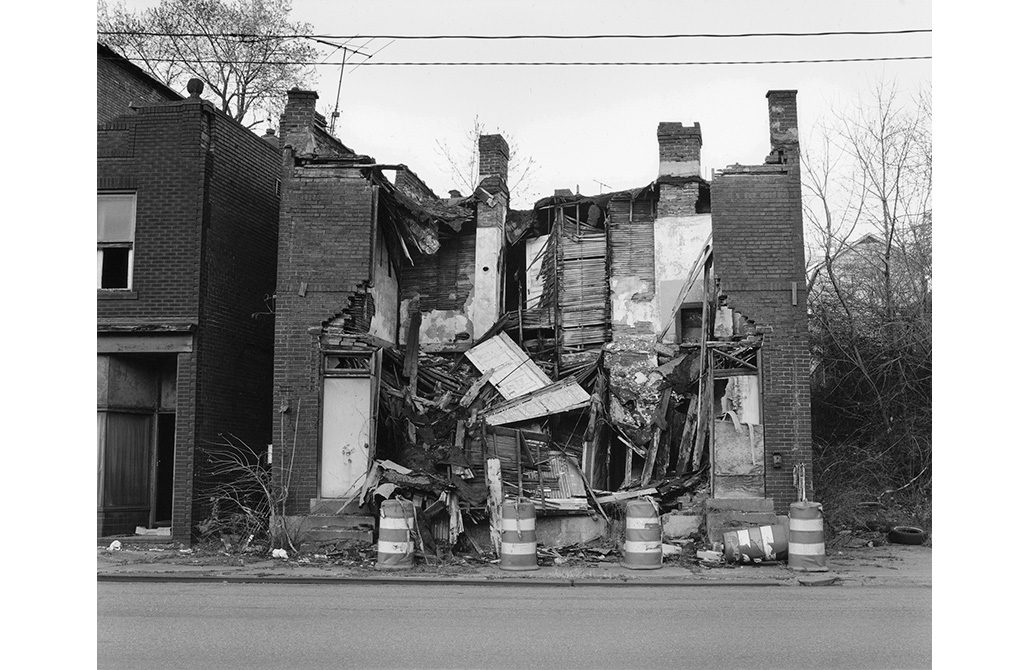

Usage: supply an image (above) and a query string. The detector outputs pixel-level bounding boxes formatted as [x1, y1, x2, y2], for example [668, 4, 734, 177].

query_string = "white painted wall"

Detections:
[472, 226, 504, 338]
[653, 213, 712, 342]
[524, 234, 549, 309]
[369, 232, 399, 344]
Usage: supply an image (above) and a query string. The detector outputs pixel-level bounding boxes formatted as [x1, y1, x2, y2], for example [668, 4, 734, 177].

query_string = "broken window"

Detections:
[97, 193, 136, 289]
[678, 304, 703, 343]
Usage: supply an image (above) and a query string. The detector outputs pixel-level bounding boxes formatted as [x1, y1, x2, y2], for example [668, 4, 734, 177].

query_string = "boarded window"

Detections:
[101, 412, 152, 508]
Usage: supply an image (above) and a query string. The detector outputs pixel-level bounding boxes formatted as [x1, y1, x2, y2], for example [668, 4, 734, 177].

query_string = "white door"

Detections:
[320, 377, 372, 498]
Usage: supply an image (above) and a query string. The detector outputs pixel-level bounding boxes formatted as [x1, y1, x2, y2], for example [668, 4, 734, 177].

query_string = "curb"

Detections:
[97, 572, 787, 588]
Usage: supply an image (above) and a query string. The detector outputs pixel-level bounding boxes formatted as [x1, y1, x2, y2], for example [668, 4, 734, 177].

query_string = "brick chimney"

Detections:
[478, 134, 509, 192]
[766, 90, 799, 165]
[657, 122, 702, 178]
[472, 133, 510, 338]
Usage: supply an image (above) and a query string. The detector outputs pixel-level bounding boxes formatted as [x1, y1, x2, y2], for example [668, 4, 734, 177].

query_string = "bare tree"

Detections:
[98, 0, 318, 129]
[435, 116, 539, 205]
[803, 81, 932, 507]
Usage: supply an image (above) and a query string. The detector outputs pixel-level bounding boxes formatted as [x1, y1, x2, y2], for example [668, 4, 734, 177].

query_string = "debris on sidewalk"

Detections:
[271, 548, 288, 560]
[106, 540, 121, 552]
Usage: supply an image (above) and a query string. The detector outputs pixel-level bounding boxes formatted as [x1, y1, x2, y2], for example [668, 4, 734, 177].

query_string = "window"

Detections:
[678, 304, 704, 343]
[98, 193, 136, 289]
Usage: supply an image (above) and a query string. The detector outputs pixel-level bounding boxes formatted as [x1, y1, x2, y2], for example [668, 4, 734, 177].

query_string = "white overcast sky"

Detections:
[112, 0, 931, 208]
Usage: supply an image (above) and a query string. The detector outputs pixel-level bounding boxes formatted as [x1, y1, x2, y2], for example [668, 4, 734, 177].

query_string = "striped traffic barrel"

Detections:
[621, 499, 663, 570]
[375, 499, 415, 570]
[500, 499, 538, 571]
[788, 501, 828, 571]
[722, 524, 788, 563]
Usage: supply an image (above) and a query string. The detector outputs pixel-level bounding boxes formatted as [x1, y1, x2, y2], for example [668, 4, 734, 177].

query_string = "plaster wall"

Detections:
[654, 213, 712, 342]
[524, 234, 548, 308]
[368, 232, 398, 344]
[472, 226, 504, 338]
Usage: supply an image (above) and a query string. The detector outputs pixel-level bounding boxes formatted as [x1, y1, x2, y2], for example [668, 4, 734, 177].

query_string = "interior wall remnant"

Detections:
[472, 225, 504, 338]
[524, 234, 549, 308]
[368, 232, 399, 344]
[654, 214, 712, 342]
[610, 275, 659, 332]
[398, 295, 474, 346]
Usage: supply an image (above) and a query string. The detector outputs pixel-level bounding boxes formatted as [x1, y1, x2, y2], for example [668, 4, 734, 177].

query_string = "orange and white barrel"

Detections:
[788, 501, 827, 572]
[723, 524, 788, 563]
[376, 499, 415, 570]
[500, 499, 538, 571]
[621, 499, 663, 570]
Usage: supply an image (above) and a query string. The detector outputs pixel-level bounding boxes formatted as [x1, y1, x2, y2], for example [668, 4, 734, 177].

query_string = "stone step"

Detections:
[302, 515, 375, 531]
[661, 512, 702, 540]
[310, 498, 364, 515]
[301, 527, 374, 544]
[704, 497, 774, 513]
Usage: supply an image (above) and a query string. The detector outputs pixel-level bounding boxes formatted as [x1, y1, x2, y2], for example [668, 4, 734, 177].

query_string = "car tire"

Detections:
[888, 525, 927, 545]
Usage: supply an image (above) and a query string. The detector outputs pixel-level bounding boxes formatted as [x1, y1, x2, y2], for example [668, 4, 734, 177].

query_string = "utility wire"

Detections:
[97, 28, 932, 40]
[100, 55, 931, 67]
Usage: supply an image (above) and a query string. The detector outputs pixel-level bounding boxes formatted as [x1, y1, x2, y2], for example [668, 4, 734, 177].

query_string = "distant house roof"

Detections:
[97, 43, 182, 102]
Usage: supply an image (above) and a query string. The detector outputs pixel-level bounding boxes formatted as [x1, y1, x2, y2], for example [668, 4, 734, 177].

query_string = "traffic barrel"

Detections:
[788, 501, 828, 571]
[376, 499, 415, 570]
[500, 499, 538, 571]
[621, 499, 663, 570]
[723, 524, 788, 563]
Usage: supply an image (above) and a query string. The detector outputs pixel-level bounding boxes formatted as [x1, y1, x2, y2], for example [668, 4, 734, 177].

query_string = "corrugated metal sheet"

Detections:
[465, 332, 553, 400]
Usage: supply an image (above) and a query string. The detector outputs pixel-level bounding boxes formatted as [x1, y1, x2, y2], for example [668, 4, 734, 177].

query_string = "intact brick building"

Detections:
[96, 44, 281, 541]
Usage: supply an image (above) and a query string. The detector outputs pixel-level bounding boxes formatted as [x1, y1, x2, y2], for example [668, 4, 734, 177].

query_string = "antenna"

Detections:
[593, 179, 611, 194]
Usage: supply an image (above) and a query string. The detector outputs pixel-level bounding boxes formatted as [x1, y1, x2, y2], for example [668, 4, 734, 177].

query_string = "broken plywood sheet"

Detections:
[484, 377, 591, 426]
[465, 331, 552, 400]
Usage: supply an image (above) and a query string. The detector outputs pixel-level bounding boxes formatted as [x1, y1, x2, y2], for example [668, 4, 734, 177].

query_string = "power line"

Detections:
[100, 55, 931, 67]
[97, 28, 931, 40]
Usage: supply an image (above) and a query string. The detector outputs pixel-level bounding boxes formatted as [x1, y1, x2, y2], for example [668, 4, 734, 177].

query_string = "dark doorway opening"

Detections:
[154, 412, 175, 525]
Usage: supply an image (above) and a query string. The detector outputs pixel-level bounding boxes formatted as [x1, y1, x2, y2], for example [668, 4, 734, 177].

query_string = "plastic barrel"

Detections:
[500, 499, 538, 571]
[376, 499, 415, 570]
[788, 501, 828, 572]
[723, 524, 788, 563]
[621, 500, 663, 570]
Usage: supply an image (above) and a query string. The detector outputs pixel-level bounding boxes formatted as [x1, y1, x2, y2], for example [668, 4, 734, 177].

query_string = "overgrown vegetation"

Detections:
[195, 432, 299, 552]
[98, 0, 317, 129]
[802, 82, 931, 527]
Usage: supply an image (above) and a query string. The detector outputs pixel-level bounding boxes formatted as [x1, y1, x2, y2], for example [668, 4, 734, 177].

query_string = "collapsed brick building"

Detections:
[271, 87, 811, 546]
[96, 44, 280, 542]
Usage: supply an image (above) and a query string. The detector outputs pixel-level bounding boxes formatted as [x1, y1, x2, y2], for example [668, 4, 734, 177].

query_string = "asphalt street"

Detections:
[98, 582, 930, 669]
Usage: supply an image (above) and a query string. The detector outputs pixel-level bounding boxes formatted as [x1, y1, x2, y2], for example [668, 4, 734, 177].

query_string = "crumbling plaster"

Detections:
[654, 213, 712, 342]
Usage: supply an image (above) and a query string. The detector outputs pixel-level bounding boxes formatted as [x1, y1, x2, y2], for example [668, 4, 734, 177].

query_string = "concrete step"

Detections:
[310, 498, 364, 515]
[303, 515, 375, 531]
[704, 497, 774, 513]
[302, 527, 374, 544]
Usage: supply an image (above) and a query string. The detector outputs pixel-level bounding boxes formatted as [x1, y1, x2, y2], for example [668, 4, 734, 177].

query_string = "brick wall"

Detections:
[98, 95, 280, 542]
[193, 110, 281, 528]
[273, 159, 377, 513]
[97, 45, 180, 125]
[710, 164, 812, 513]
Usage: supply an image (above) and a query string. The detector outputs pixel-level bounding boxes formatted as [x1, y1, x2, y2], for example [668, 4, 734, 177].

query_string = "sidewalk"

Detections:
[97, 540, 931, 588]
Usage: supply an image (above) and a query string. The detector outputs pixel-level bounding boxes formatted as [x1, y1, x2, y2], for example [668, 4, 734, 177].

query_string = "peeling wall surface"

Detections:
[610, 275, 659, 332]
[524, 234, 548, 308]
[472, 226, 504, 338]
[654, 213, 712, 341]
[399, 296, 474, 345]
[368, 232, 398, 344]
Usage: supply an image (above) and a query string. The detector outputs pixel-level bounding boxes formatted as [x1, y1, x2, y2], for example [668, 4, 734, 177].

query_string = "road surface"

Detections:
[98, 582, 930, 669]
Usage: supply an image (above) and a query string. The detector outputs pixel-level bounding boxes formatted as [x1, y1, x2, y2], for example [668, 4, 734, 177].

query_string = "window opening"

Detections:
[98, 193, 136, 289]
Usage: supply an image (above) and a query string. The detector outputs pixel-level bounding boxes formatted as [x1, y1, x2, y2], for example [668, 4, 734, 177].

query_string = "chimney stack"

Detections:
[657, 122, 702, 178]
[478, 134, 509, 192]
[766, 90, 799, 165]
